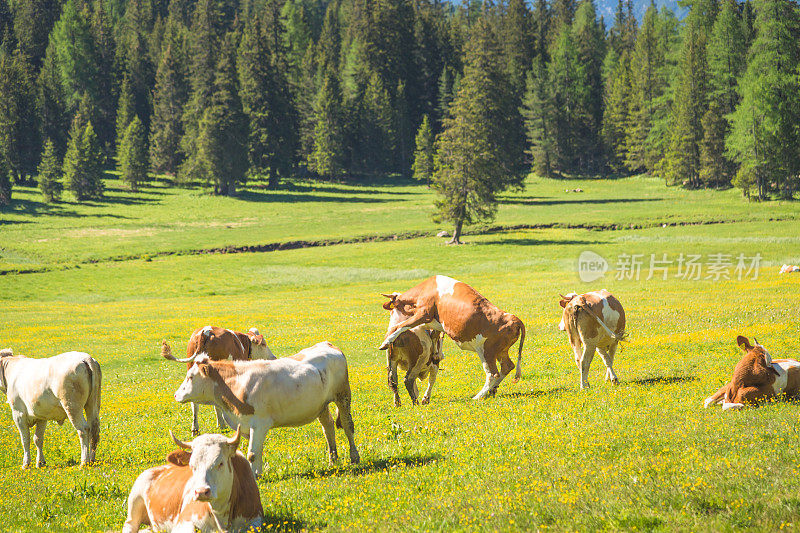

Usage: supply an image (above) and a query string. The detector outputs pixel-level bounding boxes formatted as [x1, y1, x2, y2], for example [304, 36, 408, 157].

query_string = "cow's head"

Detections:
[174, 355, 216, 404]
[558, 293, 578, 331]
[736, 335, 777, 370]
[725, 335, 780, 405]
[169, 427, 241, 502]
[381, 292, 402, 311]
[246, 327, 274, 360]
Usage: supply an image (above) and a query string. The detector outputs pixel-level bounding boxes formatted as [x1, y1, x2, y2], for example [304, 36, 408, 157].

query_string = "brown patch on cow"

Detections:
[228, 452, 263, 521]
[202, 362, 255, 416]
[166, 449, 191, 467]
[146, 465, 193, 525]
[724, 337, 780, 405]
[186, 327, 252, 366]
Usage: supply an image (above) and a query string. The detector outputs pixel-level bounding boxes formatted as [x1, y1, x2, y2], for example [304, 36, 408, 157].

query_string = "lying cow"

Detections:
[122, 427, 263, 533]
[379, 275, 525, 400]
[171, 341, 360, 477]
[387, 326, 443, 406]
[0, 348, 101, 468]
[704, 336, 800, 410]
[162, 325, 276, 435]
[558, 290, 626, 389]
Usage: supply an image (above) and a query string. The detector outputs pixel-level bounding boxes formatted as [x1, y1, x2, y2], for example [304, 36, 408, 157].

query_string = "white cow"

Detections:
[0, 349, 101, 468]
[172, 341, 360, 477]
[123, 427, 263, 533]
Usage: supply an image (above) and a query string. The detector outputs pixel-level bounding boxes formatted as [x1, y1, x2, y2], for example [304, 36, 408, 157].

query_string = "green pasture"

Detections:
[1, 176, 800, 532]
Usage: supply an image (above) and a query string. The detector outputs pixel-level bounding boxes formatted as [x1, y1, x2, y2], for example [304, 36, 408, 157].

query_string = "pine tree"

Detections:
[602, 52, 631, 171]
[412, 114, 434, 184]
[699, 99, 727, 187]
[118, 116, 149, 190]
[150, 32, 189, 175]
[660, 20, 708, 188]
[0, 157, 10, 205]
[432, 18, 522, 244]
[707, 0, 746, 118]
[238, 13, 298, 188]
[0, 49, 40, 185]
[571, 0, 605, 171]
[116, 75, 136, 151]
[727, 0, 800, 199]
[37, 42, 69, 158]
[548, 27, 578, 172]
[310, 71, 346, 178]
[12, 0, 61, 68]
[521, 56, 556, 177]
[195, 36, 248, 195]
[0, 0, 14, 51]
[64, 119, 105, 200]
[37, 139, 63, 202]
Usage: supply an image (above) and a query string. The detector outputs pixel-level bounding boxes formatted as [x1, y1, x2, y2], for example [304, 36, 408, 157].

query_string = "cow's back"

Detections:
[143, 464, 194, 529]
[7, 352, 94, 418]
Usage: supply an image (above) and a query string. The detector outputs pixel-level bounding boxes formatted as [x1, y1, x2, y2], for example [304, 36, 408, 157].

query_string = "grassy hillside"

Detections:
[1, 178, 800, 531]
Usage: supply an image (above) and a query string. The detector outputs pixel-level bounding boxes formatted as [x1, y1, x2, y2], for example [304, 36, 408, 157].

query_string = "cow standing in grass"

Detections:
[162, 325, 275, 435]
[122, 427, 263, 533]
[0, 348, 101, 468]
[704, 336, 800, 410]
[170, 341, 359, 477]
[386, 326, 443, 406]
[379, 275, 525, 400]
[558, 290, 626, 389]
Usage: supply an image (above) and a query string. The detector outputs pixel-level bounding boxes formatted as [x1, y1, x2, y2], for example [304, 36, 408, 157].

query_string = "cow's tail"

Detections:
[573, 297, 626, 342]
[160, 340, 174, 360]
[83, 357, 102, 459]
[513, 319, 525, 382]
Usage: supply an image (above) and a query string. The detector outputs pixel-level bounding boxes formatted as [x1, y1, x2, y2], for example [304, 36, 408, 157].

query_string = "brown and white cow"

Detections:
[0, 349, 101, 468]
[378, 275, 525, 400]
[122, 427, 263, 533]
[162, 326, 276, 435]
[386, 326, 443, 406]
[704, 336, 800, 411]
[558, 290, 626, 389]
[171, 341, 360, 477]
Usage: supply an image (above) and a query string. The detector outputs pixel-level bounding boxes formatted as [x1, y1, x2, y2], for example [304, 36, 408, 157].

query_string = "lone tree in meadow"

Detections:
[432, 18, 523, 244]
[64, 118, 105, 200]
[37, 139, 63, 202]
[412, 114, 434, 185]
[118, 115, 149, 191]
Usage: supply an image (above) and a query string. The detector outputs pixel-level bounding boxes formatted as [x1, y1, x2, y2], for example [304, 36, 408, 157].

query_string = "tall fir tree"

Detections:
[64, 119, 105, 200]
[37, 139, 63, 202]
[118, 116, 149, 190]
[0, 49, 40, 186]
[432, 17, 522, 244]
[37, 41, 69, 158]
[12, 0, 61, 68]
[521, 56, 557, 177]
[571, 0, 605, 171]
[310, 70, 346, 178]
[412, 114, 434, 184]
[727, 0, 800, 199]
[150, 27, 189, 175]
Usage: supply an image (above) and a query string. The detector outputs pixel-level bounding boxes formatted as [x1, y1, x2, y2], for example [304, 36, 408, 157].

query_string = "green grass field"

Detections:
[1, 175, 800, 532]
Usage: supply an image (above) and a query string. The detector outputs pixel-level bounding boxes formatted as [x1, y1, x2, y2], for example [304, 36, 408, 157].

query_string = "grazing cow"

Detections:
[378, 275, 526, 400]
[704, 336, 800, 410]
[122, 427, 263, 533]
[0, 349, 101, 468]
[162, 326, 276, 435]
[386, 326, 443, 406]
[558, 290, 626, 389]
[171, 341, 359, 477]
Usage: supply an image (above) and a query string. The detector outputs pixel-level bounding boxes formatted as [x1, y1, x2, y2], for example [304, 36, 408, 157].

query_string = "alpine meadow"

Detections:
[2, 0, 800, 530]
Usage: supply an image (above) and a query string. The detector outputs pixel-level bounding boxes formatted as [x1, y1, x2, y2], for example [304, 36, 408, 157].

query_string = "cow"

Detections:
[704, 336, 800, 410]
[162, 326, 276, 435]
[122, 427, 263, 533]
[171, 341, 360, 477]
[0, 348, 101, 469]
[386, 326, 443, 406]
[558, 290, 626, 389]
[378, 275, 526, 400]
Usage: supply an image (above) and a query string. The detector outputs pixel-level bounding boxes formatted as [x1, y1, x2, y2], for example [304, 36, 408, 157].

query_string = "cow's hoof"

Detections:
[511, 377, 520, 384]
[420, 397, 430, 405]
[37, 460, 46, 468]
[703, 397, 715, 408]
[191, 430, 200, 437]
[20, 464, 30, 471]
[393, 398, 401, 407]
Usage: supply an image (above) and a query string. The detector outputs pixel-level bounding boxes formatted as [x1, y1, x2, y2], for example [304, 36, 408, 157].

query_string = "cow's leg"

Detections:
[334, 389, 360, 464]
[317, 406, 338, 463]
[578, 344, 595, 390]
[12, 412, 31, 469]
[122, 474, 151, 533]
[421, 363, 438, 405]
[704, 384, 728, 408]
[598, 343, 619, 384]
[247, 421, 271, 478]
[63, 401, 91, 465]
[33, 420, 47, 468]
[488, 351, 515, 396]
[473, 344, 502, 400]
[191, 402, 200, 436]
[378, 309, 433, 350]
[388, 357, 401, 407]
[214, 406, 229, 431]
[723, 386, 771, 410]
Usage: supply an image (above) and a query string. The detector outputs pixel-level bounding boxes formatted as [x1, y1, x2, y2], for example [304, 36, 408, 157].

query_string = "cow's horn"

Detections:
[170, 430, 192, 450]
[754, 338, 760, 346]
[227, 425, 242, 448]
[172, 353, 199, 363]
[380, 293, 395, 299]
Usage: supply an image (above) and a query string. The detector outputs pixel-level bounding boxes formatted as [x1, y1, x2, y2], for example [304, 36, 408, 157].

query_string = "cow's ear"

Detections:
[199, 363, 211, 377]
[381, 293, 397, 310]
[736, 336, 753, 351]
[167, 449, 191, 466]
[254, 335, 265, 346]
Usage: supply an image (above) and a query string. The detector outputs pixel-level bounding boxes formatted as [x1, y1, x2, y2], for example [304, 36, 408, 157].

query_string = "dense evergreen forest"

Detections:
[0, 0, 799, 212]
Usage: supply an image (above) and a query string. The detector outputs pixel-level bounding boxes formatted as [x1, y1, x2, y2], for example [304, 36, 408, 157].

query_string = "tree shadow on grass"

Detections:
[499, 197, 663, 207]
[236, 189, 389, 204]
[479, 237, 607, 247]
[275, 182, 426, 196]
[630, 375, 697, 386]
[271, 453, 442, 482]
